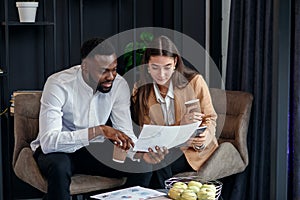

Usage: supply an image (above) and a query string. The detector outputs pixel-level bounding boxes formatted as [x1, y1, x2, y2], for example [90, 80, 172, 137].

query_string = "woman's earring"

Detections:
[82, 62, 87, 70]
[82, 66, 86, 73]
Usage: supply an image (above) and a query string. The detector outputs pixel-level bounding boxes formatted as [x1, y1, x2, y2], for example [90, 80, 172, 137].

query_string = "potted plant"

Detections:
[123, 32, 154, 73]
[16, 0, 39, 23]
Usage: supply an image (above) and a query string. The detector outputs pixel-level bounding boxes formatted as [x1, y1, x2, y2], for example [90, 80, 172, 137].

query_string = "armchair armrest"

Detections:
[14, 147, 47, 193]
[175, 142, 246, 181]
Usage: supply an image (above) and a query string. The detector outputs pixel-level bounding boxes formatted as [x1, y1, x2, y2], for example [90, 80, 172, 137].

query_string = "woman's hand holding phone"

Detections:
[187, 126, 207, 151]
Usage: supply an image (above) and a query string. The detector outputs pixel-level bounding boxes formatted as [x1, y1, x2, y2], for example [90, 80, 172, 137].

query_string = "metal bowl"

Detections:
[164, 176, 223, 200]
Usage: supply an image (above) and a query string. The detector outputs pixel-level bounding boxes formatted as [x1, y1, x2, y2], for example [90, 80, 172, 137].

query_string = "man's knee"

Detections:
[38, 152, 73, 179]
[125, 172, 153, 188]
[48, 159, 72, 177]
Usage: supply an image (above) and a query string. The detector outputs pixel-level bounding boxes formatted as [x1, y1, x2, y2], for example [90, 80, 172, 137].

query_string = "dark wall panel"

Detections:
[82, 0, 118, 40]
[55, 0, 75, 72]
[161, 0, 175, 28]
[210, 0, 222, 71]
[182, 0, 206, 47]
[136, 0, 155, 27]
[119, 0, 134, 32]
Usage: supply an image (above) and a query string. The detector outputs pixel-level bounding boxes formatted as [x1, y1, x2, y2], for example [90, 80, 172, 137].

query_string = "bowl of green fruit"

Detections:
[165, 176, 222, 200]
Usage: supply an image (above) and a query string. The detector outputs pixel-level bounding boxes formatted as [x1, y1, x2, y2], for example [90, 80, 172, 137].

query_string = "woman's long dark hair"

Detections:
[132, 35, 198, 126]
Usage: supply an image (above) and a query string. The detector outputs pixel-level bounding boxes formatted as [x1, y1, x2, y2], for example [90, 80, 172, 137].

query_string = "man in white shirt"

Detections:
[31, 38, 152, 200]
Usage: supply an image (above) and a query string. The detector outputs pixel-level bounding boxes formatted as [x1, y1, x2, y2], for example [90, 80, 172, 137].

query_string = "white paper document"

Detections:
[133, 122, 201, 152]
[90, 186, 165, 200]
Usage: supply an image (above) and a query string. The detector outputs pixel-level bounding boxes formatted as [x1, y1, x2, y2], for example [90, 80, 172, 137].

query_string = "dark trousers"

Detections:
[149, 149, 194, 189]
[34, 143, 152, 200]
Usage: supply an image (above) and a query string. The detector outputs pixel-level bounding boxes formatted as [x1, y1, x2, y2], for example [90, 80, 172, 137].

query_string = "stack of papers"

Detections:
[133, 122, 201, 152]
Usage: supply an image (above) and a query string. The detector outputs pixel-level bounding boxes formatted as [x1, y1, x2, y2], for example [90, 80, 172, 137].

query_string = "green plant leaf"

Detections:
[136, 43, 146, 53]
[123, 51, 132, 60]
[124, 58, 133, 72]
[140, 32, 154, 43]
[123, 32, 154, 73]
[124, 42, 134, 53]
[135, 53, 143, 66]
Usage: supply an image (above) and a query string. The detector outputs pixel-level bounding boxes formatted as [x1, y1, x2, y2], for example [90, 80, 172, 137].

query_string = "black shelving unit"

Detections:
[1, 0, 56, 199]
[2, 0, 57, 88]
[2, 21, 55, 26]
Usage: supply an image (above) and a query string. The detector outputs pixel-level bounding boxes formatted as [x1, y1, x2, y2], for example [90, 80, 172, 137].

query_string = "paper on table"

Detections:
[90, 186, 165, 200]
[133, 121, 201, 152]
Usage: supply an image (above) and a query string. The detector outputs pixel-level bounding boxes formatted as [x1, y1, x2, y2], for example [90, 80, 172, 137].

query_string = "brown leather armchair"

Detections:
[12, 92, 126, 198]
[175, 88, 253, 181]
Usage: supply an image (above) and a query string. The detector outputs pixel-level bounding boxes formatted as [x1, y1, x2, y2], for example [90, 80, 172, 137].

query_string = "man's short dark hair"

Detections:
[80, 38, 115, 60]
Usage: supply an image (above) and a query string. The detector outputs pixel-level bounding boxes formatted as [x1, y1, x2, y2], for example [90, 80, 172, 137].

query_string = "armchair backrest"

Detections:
[210, 88, 253, 165]
[13, 92, 42, 168]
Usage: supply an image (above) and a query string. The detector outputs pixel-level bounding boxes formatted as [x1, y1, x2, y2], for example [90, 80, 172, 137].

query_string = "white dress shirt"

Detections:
[153, 82, 175, 125]
[30, 65, 137, 154]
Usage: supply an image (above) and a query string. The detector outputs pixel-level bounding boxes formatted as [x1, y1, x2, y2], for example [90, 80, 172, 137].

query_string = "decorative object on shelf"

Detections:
[16, 1, 39, 23]
[123, 31, 154, 73]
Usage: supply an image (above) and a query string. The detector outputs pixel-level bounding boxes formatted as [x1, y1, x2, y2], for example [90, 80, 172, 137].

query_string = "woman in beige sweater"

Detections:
[131, 35, 218, 188]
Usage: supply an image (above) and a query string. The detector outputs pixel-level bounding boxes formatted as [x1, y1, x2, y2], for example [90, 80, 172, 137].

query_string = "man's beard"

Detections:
[97, 81, 113, 93]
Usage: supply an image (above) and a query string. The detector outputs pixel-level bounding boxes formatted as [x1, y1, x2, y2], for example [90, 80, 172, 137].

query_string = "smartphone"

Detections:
[195, 126, 207, 137]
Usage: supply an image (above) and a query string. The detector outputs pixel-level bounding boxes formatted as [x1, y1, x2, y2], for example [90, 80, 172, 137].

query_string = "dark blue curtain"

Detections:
[220, 0, 273, 199]
[289, 0, 300, 199]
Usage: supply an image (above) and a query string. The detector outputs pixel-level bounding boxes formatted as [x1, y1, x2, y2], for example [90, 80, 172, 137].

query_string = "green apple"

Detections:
[173, 181, 188, 190]
[187, 185, 200, 193]
[180, 189, 197, 200]
[197, 185, 216, 200]
[197, 189, 215, 197]
[197, 193, 215, 200]
[201, 184, 216, 193]
[168, 187, 184, 200]
[187, 180, 203, 188]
